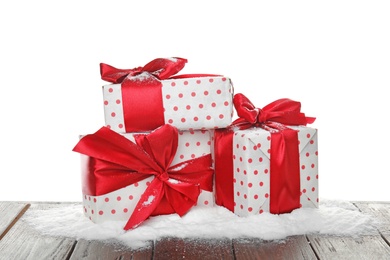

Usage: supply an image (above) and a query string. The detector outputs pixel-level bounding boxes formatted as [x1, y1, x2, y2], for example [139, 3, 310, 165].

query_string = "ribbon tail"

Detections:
[164, 182, 200, 216]
[124, 178, 164, 230]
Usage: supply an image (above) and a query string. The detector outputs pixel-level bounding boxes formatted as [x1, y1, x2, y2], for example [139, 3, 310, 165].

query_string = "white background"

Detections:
[1, 1, 389, 202]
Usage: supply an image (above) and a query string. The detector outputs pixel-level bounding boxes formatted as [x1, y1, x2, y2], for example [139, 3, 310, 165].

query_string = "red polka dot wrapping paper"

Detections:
[219, 125, 319, 217]
[102, 76, 234, 133]
[82, 129, 214, 224]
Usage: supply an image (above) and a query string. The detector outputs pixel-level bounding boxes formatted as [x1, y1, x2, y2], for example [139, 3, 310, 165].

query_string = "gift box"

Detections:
[73, 124, 214, 229]
[214, 94, 318, 217]
[100, 57, 234, 133]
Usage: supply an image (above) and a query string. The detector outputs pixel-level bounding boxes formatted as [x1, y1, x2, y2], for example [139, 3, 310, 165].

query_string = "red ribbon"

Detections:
[214, 93, 315, 214]
[73, 124, 213, 230]
[100, 58, 187, 132]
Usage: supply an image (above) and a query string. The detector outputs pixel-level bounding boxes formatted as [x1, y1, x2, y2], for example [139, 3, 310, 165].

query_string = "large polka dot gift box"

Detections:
[73, 124, 214, 229]
[100, 58, 234, 133]
[213, 93, 318, 217]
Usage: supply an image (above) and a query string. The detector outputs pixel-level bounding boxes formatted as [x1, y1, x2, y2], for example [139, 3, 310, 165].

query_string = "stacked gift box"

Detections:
[73, 57, 319, 230]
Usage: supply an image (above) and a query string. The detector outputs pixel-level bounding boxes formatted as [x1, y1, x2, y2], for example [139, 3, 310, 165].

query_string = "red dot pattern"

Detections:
[232, 126, 319, 217]
[82, 128, 215, 223]
[161, 77, 233, 131]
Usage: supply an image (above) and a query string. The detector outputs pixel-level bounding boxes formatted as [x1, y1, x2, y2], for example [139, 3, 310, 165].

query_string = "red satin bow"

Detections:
[100, 57, 188, 83]
[73, 124, 213, 230]
[233, 93, 315, 127]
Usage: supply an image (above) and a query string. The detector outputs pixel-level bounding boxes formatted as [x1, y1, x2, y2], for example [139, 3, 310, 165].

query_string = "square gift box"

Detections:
[214, 125, 318, 217]
[100, 58, 233, 133]
[73, 125, 214, 229]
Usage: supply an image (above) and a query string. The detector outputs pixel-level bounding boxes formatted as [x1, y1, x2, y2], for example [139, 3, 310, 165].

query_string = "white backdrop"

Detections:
[1, 1, 389, 202]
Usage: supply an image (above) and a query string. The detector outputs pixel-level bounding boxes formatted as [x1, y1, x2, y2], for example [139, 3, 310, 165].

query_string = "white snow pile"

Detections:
[23, 199, 382, 250]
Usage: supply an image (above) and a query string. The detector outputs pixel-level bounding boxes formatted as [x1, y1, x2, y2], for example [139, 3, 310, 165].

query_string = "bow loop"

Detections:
[100, 57, 187, 84]
[142, 57, 187, 80]
[134, 124, 178, 172]
[100, 63, 143, 84]
[233, 93, 260, 124]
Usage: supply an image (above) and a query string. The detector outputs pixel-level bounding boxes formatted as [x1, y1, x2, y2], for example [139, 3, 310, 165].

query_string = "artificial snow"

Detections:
[170, 163, 189, 172]
[127, 71, 153, 82]
[142, 195, 155, 206]
[23, 199, 381, 250]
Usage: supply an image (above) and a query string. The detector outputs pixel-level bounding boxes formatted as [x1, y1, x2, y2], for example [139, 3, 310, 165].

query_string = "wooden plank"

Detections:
[0, 202, 77, 260]
[354, 202, 390, 234]
[382, 233, 390, 246]
[233, 235, 317, 260]
[354, 202, 390, 250]
[69, 239, 153, 260]
[306, 202, 390, 259]
[154, 237, 233, 260]
[307, 234, 390, 260]
[0, 201, 30, 240]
